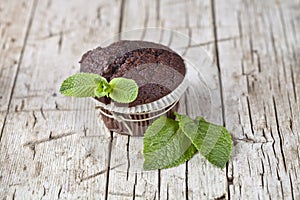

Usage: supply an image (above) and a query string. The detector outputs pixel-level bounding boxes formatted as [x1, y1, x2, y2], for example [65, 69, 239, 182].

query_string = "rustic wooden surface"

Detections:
[0, 0, 299, 199]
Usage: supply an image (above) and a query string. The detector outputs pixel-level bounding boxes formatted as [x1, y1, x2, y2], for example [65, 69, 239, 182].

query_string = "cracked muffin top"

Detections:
[79, 40, 185, 107]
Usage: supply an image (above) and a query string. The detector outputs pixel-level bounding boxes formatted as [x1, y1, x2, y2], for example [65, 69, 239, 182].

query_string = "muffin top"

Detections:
[79, 40, 185, 107]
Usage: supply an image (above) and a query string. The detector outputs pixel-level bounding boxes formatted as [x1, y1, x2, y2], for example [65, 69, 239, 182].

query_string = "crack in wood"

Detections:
[249, 33, 254, 64]
[269, 128, 277, 160]
[48, 131, 53, 139]
[40, 107, 46, 120]
[262, 129, 267, 142]
[263, 101, 269, 128]
[214, 193, 226, 200]
[37, 30, 72, 40]
[272, 96, 287, 172]
[20, 99, 25, 111]
[12, 188, 16, 200]
[23, 131, 76, 147]
[237, 11, 243, 41]
[227, 168, 232, 200]
[279, 177, 284, 199]
[153, 191, 157, 200]
[260, 158, 264, 188]
[55, 101, 60, 110]
[252, 50, 261, 73]
[280, 48, 287, 83]
[40, 185, 46, 200]
[290, 64, 297, 102]
[268, 77, 272, 91]
[80, 169, 107, 182]
[189, 36, 241, 48]
[158, 169, 161, 200]
[237, 111, 246, 139]
[126, 135, 130, 181]
[32, 111, 37, 128]
[289, 118, 293, 133]
[246, 75, 251, 94]
[246, 96, 255, 136]
[166, 184, 169, 200]
[277, 60, 282, 93]
[289, 172, 295, 200]
[30, 144, 36, 160]
[83, 126, 87, 137]
[185, 162, 189, 200]
[104, 132, 114, 200]
[108, 192, 142, 198]
[14, 105, 18, 112]
[57, 31, 63, 53]
[287, 93, 294, 133]
[247, 157, 252, 176]
[132, 173, 137, 200]
[57, 185, 62, 199]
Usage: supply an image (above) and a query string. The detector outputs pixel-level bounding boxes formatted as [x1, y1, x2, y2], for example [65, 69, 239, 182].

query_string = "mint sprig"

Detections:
[59, 73, 138, 103]
[176, 113, 232, 168]
[143, 116, 197, 170]
[143, 113, 232, 170]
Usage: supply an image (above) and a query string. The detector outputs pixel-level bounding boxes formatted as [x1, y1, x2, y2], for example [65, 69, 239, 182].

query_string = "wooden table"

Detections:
[0, 0, 299, 199]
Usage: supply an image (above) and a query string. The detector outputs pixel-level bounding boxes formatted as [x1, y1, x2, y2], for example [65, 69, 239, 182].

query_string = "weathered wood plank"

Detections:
[107, 1, 160, 199]
[160, 0, 228, 199]
[106, 0, 228, 199]
[0, 0, 122, 199]
[214, 0, 300, 199]
[0, 0, 35, 142]
[0, 0, 35, 112]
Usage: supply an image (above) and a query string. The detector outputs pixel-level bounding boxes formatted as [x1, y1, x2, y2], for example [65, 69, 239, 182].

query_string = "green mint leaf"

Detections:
[94, 77, 111, 98]
[60, 73, 102, 97]
[176, 113, 232, 169]
[94, 86, 107, 98]
[109, 77, 138, 103]
[143, 116, 197, 170]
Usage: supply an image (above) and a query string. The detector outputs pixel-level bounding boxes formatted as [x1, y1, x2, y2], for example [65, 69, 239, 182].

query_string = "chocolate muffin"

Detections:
[80, 40, 186, 136]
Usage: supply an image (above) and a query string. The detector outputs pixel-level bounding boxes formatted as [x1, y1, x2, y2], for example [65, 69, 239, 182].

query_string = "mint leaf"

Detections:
[143, 116, 197, 170]
[176, 113, 232, 169]
[94, 77, 111, 98]
[60, 73, 138, 103]
[109, 77, 138, 103]
[60, 73, 102, 97]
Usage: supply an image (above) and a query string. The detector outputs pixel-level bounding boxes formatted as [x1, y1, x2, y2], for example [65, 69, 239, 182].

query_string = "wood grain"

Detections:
[214, 0, 300, 199]
[0, 0, 35, 141]
[0, 0, 121, 199]
[0, 0, 299, 199]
